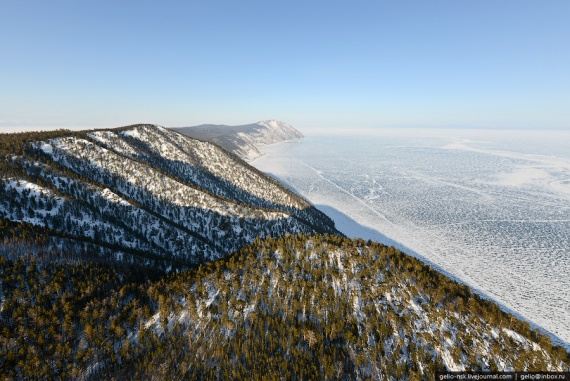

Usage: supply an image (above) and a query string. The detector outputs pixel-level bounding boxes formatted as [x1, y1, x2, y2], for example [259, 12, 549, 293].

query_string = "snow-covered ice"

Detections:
[252, 128, 570, 350]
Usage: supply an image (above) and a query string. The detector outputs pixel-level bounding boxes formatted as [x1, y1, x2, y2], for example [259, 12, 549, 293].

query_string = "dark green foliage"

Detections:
[126, 234, 569, 379]
[0, 255, 161, 380]
[3, 234, 567, 380]
[1, 126, 568, 379]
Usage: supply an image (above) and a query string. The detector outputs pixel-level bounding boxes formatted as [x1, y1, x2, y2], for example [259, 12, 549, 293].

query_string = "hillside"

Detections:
[174, 120, 304, 161]
[1, 234, 567, 380]
[1, 124, 569, 380]
[0, 124, 336, 271]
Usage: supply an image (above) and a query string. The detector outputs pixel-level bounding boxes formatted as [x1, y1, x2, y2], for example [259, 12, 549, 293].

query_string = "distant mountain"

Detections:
[174, 120, 304, 161]
[0, 124, 337, 271]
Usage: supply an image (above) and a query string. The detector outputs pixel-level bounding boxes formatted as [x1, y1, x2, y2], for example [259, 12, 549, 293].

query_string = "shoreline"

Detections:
[250, 136, 570, 352]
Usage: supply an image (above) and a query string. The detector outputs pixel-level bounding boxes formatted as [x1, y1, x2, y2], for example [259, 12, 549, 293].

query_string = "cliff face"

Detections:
[174, 120, 304, 161]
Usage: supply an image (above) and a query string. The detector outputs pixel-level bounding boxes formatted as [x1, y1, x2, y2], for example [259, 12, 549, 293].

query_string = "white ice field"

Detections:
[252, 128, 570, 350]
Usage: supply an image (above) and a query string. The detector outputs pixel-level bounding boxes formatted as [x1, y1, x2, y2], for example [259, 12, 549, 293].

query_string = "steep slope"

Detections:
[0, 125, 337, 270]
[174, 120, 303, 161]
[136, 234, 569, 379]
[1, 235, 567, 380]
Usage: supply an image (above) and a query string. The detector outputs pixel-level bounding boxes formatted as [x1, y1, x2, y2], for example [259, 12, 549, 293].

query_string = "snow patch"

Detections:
[502, 328, 527, 345]
[40, 142, 53, 154]
[100, 188, 131, 206]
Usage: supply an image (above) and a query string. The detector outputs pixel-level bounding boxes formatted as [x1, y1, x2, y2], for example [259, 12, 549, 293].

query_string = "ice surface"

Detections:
[252, 128, 570, 350]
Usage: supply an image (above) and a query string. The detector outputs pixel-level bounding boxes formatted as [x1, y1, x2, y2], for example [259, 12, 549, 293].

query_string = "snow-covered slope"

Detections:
[174, 120, 304, 161]
[0, 125, 336, 270]
[115, 234, 570, 379]
[1, 129, 568, 380]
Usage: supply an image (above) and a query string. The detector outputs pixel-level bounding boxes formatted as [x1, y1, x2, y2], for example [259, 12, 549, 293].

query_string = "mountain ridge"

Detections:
[174, 119, 303, 161]
[1, 124, 568, 380]
[1, 234, 567, 380]
[0, 124, 337, 271]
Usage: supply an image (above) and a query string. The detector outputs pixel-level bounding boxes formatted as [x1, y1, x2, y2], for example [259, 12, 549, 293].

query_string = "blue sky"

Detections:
[1, 0, 569, 130]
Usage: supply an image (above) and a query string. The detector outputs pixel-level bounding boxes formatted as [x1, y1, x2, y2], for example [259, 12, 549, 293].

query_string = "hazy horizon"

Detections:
[2, 1, 569, 130]
[3, 123, 570, 135]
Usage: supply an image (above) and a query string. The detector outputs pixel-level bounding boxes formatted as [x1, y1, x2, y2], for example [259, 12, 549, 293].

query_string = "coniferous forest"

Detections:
[1, 126, 568, 380]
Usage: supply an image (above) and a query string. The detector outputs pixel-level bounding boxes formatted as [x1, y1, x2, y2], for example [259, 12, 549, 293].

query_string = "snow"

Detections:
[440, 348, 464, 371]
[408, 298, 423, 315]
[255, 120, 302, 141]
[48, 134, 290, 220]
[1, 179, 63, 222]
[491, 167, 552, 187]
[87, 131, 138, 157]
[40, 142, 53, 154]
[220, 120, 304, 161]
[251, 128, 570, 350]
[2, 174, 184, 254]
[111, 125, 305, 209]
[503, 328, 527, 346]
[99, 188, 131, 206]
[120, 128, 142, 139]
[5, 178, 51, 195]
[144, 312, 161, 330]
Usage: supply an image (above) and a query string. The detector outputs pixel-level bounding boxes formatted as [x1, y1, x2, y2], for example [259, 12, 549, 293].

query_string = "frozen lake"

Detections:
[252, 128, 570, 349]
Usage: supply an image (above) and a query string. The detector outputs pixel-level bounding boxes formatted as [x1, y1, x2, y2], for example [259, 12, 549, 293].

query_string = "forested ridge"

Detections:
[1, 234, 568, 380]
[0, 125, 337, 270]
[1, 126, 568, 380]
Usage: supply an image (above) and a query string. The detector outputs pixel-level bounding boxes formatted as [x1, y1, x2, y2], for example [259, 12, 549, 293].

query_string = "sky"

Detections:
[1, 0, 569, 131]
